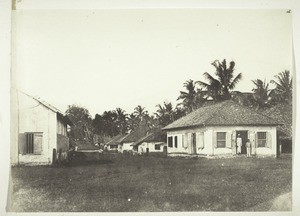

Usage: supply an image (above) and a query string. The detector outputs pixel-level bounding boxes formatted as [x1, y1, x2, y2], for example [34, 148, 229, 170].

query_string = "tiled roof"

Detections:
[121, 121, 151, 143]
[163, 100, 280, 130]
[262, 103, 292, 140]
[105, 134, 128, 146]
[131, 129, 166, 146]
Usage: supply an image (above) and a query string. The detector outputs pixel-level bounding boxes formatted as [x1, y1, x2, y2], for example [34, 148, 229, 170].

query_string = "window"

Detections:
[26, 133, 43, 154]
[26, 133, 34, 154]
[168, 136, 173, 147]
[216, 132, 226, 148]
[257, 132, 267, 147]
[155, 144, 160, 150]
[174, 136, 178, 148]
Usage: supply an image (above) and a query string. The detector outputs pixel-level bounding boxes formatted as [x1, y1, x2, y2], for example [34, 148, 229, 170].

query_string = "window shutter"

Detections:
[266, 132, 272, 148]
[249, 131, 256, 155]
[33, 133, 43, 154]
[18, 133, 27, 154]
[213, 132, 217, 148]
[226, 132, 231, 148]
[255, 132, 258, 148]
[196, 133, 199, 148]
[198, 133, 204, 149]
[231, 131, 236, 148]
[188, 133, 192, 148]
[183, 133, 188, 148]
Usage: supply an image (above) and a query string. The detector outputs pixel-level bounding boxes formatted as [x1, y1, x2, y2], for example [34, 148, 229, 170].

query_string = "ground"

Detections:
[8, 154, 292, 212]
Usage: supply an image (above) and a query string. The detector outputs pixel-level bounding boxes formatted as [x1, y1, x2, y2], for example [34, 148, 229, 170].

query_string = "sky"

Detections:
[12, 9, 293, 117]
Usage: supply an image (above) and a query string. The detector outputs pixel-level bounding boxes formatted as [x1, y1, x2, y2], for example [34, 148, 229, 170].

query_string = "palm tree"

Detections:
[127, 113, 137, 131]
[115, 108, 127, 134]
[270, 70, 292, 104]
[177, 79, 206, 113]
[197, 59, 242, 101]
[133, 105, 149, 121]
[155, 101, 175, 127]
[252, 79, 271, 109]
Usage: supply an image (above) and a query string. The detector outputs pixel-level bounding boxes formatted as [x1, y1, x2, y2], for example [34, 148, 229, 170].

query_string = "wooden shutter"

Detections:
[226, 132, 231, 148]
[18, 133, 27, 154]
[213, 132, 217, 148]
[183, 133, 188, 148]
[196, 133, 200, 149]
[198, 132, 204, 149]
[231, 131, 236, 148]
[249, 131, 256, 155]
[266, 132, 272, 148]
[34, 133, 43, 154]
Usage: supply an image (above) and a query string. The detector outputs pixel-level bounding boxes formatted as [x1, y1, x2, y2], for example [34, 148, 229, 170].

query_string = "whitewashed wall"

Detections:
[10, 90, 57, 165]
[138, 142, 166, 153]
[167, 125, 277, 156]
[122, 142, 134, 152]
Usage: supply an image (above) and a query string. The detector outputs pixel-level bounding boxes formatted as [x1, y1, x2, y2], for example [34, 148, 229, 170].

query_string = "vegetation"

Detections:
[65, 59, 292, 146]
[197, 59, 242, 101]
[252, 79, 272, 109]
[9, 155, 292, 212]
[270, 70, 293, 105]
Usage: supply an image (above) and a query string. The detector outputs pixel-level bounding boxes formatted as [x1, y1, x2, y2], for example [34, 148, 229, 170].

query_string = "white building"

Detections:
[163, 100, 279, 157]
[131, 129, 167, 154]
[10, 89, 73, 165]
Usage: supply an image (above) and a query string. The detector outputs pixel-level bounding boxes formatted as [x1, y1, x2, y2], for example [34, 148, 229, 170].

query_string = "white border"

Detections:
[1, 0, 299, 215]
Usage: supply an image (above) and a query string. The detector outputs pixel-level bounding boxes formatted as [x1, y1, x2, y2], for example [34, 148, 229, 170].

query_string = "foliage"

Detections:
[92, 109, 126, 138]
[270, 70, 292, 104]
[65, 104, 93, 142]
[252, 79, 271, 109]
[177, 79, 206, 113]
[197, 59, 242, 101]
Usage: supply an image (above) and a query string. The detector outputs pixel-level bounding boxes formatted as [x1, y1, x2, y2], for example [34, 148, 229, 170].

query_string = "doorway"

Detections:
[192, 133, 197, 154]
[236, 130, 248, 154]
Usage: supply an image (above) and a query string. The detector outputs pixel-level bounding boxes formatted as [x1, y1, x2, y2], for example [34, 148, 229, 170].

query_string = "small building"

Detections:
[163, 100, 280, 157]
[106, 134, 127, 152]
[131, 129, 167, 154]
[118, 121, 151, 153]
[262, 103, 292, 154]
[10, 89, 73, 165]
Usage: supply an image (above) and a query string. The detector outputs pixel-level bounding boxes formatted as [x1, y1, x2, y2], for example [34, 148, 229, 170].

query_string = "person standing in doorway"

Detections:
[236, 134, 242, 154]
[246, 139, 251, 157]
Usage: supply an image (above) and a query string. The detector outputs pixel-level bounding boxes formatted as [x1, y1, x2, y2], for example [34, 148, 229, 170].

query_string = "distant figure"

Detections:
[75, 146, 78, 151]
[236, 134, 242, 154]
[246, 139, 251, 157]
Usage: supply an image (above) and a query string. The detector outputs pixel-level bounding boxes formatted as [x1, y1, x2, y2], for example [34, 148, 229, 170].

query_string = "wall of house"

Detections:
[122, 142, 134, 152]
[57, 119, 67, 136]
[167, 126, 277, 156]
[10, 90, 57, 165]
[138, 142, 167, 153]
[56, 118, 69, 161]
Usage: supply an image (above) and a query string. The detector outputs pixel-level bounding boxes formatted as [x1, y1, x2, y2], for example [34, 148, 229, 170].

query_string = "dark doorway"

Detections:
[236, 130, 248, 154]
[192, 133, 197, 154]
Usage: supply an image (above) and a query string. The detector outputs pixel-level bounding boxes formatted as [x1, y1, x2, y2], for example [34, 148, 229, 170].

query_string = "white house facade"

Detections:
[163, 101, 279, 157]
[10, 89, 73, 165]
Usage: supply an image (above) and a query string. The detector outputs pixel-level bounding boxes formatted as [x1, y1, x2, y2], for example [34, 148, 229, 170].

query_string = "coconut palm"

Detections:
[252, 79, 271, 109]
[155, 101, 175, 127]
[133, 105, 149, 121]
[115, 107, 128, 134]
[177, 79, 206, 113]
[127, 113, 138, 131]
[270, 70, 292, 104]
[197, 59, 242, 101]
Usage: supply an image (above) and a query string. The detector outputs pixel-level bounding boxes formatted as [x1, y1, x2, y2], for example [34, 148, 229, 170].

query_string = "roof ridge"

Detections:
[230, 100, 281, 124]
[15, 88, 63, 115]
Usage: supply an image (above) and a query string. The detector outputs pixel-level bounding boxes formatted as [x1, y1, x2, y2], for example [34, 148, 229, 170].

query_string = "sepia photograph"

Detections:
[3, 0, 298, 213]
